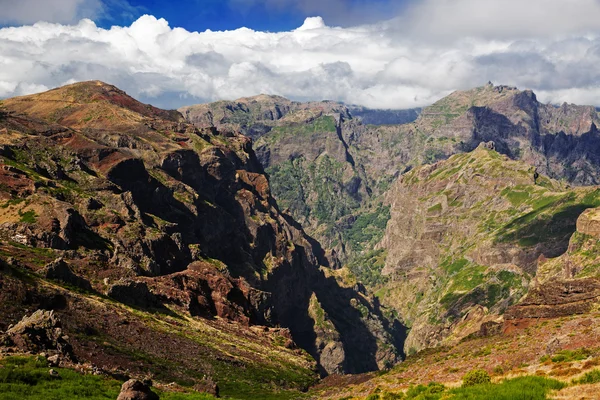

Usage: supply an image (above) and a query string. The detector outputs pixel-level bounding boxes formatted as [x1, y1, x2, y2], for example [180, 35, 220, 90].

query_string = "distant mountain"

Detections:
[346, 105, 421, 126]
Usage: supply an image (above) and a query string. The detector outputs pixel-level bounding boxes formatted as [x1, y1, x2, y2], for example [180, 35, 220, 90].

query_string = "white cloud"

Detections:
[0, 0, 103, 25]
[2, 1, 600, 109]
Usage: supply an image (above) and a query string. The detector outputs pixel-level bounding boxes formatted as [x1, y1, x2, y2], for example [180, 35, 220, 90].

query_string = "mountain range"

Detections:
[1, 81, 600, 399]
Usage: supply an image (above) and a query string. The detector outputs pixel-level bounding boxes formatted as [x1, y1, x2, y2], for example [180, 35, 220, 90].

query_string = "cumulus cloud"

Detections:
[2, 0, 600, 109]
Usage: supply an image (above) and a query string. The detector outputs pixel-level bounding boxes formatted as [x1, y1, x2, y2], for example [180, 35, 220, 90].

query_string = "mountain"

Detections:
[180, 85, 600, 269]
[345, 105, 421, 126]
[377, 144, 600, 353]
[0, 81, 404, 398]
[181, 83, 600, 363]
[316, 199, 600, 400]
[4, 81, 600, 399]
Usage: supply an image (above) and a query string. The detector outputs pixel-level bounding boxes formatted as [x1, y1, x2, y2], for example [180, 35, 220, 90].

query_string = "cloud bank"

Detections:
[2, 0, 600, 109]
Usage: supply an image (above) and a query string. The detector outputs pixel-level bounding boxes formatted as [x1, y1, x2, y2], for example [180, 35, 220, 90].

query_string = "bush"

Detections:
[462, 369, 491, 387]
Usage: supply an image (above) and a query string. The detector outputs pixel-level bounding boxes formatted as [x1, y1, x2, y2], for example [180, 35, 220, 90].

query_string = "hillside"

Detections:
[181, 85, 600, 269]
[313, 204, 600, 400]
[376, 144, 600, 353]
[0, 81, 404, 398]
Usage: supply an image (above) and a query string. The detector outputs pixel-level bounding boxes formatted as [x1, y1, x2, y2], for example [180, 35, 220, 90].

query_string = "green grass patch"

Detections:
[541, 348, 592, 363]
[573, 369, 600, 384]
[384, 376, 565, 400]
[0, 356, 216, 399]
[347, 249, 388, 288]
[18, 209, 37, 224]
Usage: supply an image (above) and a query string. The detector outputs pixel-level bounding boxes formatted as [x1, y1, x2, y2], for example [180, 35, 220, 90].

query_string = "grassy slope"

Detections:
[0, 259, 317, 400]
[313, 309, 600, 399]
[371, 147, 600, 351]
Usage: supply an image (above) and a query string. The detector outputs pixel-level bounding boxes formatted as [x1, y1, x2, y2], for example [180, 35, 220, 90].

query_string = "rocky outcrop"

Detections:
[576, 208, 600, 238]
[376, 146, 598, 353]
[107, 280, 161, 309]
[2, 310, 74, 359]
[505, 278, 600, 320]
[0, 81, 402, 376]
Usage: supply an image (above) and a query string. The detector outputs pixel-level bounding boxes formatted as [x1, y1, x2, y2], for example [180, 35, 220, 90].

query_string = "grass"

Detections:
[369, 376, 566, 400]
[540, 348, 592, 363]
[573, 369, 600, 384]
[18, 209, 38, 224]
[0, 354, 315, 400]
[0, 356, 121, 400]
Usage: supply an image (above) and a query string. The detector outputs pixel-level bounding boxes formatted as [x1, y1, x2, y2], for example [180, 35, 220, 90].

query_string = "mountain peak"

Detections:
[2, 80, 180, 129]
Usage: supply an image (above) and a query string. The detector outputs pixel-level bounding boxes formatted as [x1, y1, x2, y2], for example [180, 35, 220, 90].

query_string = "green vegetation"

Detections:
[342, 205, 391, 252]
[497, 187, 600, 248]
[573, 369, 600, 384]
[540, 348, 592, 363]
[365, 376, 565, 400]
[267, 155, 359, 224]
[462, 369, 491, 387]
[266, 115, 337, 143]
[18, 209, 37, 224]
[347, 249, 388, 288]
[0, 356, 217, 399]
[0, 356, 121, 400]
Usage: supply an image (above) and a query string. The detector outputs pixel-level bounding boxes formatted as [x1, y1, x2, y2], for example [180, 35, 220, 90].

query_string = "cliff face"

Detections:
[180, 86, 600, 267]
[179, 85, 600, 356]
[0, 81, 403, 383]
[378, 144, 600, 353]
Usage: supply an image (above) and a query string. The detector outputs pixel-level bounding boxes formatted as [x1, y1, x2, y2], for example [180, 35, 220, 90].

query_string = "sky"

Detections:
[1, 0, 600, 109]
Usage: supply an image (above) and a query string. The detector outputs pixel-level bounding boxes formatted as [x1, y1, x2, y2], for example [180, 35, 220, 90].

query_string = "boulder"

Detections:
[117, 379, 159, 400]
[107, 280, 160, 309]
[2, 310, 74, 359]
[42, 258, 93, 291]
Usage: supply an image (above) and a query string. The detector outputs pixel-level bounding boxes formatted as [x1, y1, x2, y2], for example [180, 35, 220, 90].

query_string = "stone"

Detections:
[49, 369, 59, 377]
[42, 258, 93, 291]
[117, 379, 159, 400]
[47, 354, 60, 367]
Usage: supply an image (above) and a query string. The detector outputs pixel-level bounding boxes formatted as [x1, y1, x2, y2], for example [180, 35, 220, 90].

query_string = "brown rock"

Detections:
[117, 379, 159, 400]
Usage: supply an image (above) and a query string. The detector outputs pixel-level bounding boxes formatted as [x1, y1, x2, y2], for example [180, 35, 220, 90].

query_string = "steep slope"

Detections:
[377, 144, 600, 353]
[0, 81, 404, 394]
[180, 85, 600, 268]
[180, 96, 399, 263]
[315, 194, 600, 400]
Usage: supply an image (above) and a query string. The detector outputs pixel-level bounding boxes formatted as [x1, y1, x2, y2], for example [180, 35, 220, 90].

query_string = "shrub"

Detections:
[462, 369, 491, 387]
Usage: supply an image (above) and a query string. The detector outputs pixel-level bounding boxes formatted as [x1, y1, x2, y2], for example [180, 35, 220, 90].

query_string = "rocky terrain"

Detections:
[180, 83, 600, 390]
[180, 83, 600, 266]
[3, 80, 600, 399]
[378, 144, 600, 353]
[0, 81, 404, 398]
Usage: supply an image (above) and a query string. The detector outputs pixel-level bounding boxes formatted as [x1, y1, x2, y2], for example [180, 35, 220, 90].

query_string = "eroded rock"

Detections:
[2, 310, 74, 359]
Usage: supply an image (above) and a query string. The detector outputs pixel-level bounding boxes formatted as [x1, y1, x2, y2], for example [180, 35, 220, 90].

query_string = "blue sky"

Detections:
[108, 0, 410, 31]
[0, 0, 409, 31]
